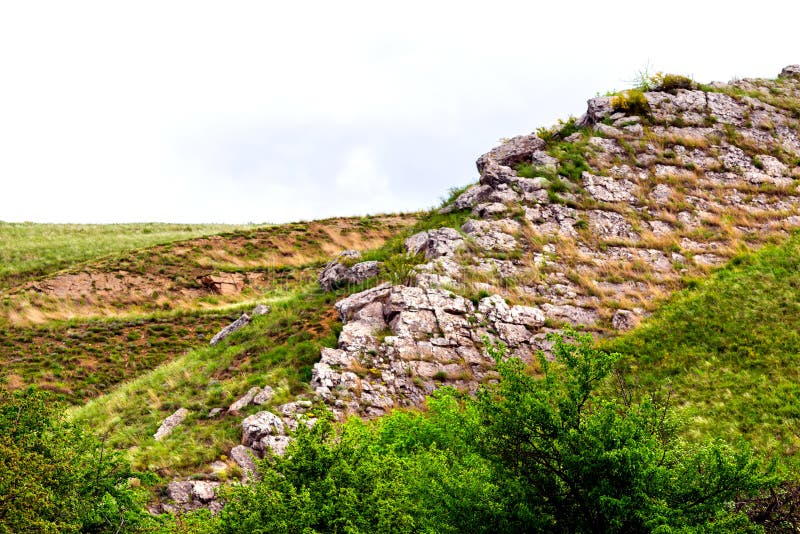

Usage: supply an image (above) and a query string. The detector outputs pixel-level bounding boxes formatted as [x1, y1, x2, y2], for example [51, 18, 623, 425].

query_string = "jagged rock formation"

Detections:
[318, 250, 381, 291]
[229, 66, 800, 463]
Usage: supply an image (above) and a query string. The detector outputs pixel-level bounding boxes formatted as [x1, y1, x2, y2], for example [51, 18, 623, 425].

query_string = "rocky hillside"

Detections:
[217, 66, 800, 491]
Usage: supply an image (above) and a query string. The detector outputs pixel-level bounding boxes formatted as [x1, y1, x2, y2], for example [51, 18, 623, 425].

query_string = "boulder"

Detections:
[154, 408, 188, 441]
[210, 313, 251, 346]
[228, 386, 261, 413]
[192, 481, 218, 503]
[476, 134, 545, 174]
[241, 411, 285, 447]
[230, 445, 258, 478]
[577, 96, 614, 126]
[779, 65, 800, 79]
[318, 250, 381, 291]
[253, 386, 275, 405]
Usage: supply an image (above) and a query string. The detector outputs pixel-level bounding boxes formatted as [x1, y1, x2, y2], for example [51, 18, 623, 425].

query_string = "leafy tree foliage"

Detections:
[0, 387, 156, 533]
[209, 330, 773, 533]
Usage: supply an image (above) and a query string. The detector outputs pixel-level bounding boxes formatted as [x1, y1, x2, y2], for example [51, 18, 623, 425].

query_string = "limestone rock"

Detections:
[228, 386, 261, 413]
[461, 219, 520, 252]
[154, 408, 188, 441]
[335, 283, 392, 321]
[541, 304, 598, 327]
[479, 160, 519, 188]
[241, 411, 285, 447]
[230, 445, 258, 478]
[476, 134, 545, 174]
[192, 481, 218, 503]
[779, 65, 800, 79]
[612, 310, 638, 330]
[588, 210, 639, 241]
[405, 228, 465, 259]
[210, 313, 251, 346]
[319, 250, 381, 291]
[253, 386, 274, 405]
[577, 96, 614, 126]
[582, 172, 636, 203]
[251, 304, 271, 316]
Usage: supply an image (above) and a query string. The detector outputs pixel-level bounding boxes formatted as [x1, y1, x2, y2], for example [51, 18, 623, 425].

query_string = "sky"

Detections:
[0, 1, 798, 224]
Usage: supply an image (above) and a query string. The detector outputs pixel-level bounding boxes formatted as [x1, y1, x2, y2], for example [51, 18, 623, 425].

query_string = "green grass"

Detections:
[69, 284, 348, 475]
[606, 231, 800, 473]
[0, 307, 249, 404]
[0, 221, 257, 289]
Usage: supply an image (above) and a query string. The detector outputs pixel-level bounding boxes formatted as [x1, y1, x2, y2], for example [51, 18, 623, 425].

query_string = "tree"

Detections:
[0, 387, 156, 533]
[476, 329, 772, 533]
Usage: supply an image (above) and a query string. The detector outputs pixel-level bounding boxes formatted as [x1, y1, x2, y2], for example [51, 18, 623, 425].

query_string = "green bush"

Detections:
[205, 332, 772, 533]
[611, 89, 651, 116]
[0, 387, 156, 533]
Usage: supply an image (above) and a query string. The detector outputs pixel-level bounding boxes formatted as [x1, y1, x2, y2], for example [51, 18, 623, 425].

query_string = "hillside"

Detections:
[4, 65, 800, 530]
[0, 215, 416, 403]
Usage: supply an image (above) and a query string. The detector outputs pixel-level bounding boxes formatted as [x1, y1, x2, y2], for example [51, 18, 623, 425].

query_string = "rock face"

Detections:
[318, 250, 381, 291]
[300, 65, 800, 422]
[223, 65, 800, 494]
[154, 408, 188, 441]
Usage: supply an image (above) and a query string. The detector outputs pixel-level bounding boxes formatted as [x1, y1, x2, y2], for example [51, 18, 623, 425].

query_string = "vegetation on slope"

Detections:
[0, 221, 256, 290]
[608, 230, 800, 473]
[0, 215, 416, 325]
[192, 332, 773, 533]
[70, 285, 345, 476]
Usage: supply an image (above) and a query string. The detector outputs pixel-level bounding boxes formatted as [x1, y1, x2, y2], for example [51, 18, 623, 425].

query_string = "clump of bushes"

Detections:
[611, 89, 650, 115]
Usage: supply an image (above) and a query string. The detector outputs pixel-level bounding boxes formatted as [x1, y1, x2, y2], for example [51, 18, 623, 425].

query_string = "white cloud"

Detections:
[0, 1, 797, 222]
[335, 146, 390, 194]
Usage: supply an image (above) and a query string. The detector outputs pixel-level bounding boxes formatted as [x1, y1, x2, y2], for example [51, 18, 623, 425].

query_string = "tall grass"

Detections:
[607, 231, 800, 473]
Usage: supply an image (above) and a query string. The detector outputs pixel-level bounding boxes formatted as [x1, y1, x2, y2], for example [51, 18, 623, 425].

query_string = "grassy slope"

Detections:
[607, 231, 800, 473]
[71, 285, 349, 476]
[0, 215, 416, 408]
[0, 222, 257, 289]
[67, 210, 464, 476]
[0, 216, 415, 325]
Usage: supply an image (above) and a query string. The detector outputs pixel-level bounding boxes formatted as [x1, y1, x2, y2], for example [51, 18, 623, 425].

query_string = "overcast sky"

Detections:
[1, 1, 798, 224]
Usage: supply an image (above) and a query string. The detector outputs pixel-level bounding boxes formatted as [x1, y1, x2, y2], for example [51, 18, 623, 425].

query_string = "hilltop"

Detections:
[3, 65, 800, 531]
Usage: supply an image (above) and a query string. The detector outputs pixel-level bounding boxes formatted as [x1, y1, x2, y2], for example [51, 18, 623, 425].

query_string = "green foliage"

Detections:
[0, 387, 156, 533]
[611, 89, 651, 116]
[479, 332, 771, 532]
[204, 333, 771, 533]
[651, 73, 696, 93]
[384, 252, 425, 286]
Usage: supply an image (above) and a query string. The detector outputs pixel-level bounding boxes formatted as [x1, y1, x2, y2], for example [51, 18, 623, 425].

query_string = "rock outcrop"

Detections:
[318, 250, 381, 291]
[299, 65, 800, 422]
[227, 65, 800, 480]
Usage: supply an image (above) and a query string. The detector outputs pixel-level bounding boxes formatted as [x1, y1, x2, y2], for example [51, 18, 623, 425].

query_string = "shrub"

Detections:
[0, 387, 156, 533]
[651, 72, 696, 93]
[208, 332, 773, 533]
[611, 89, 650, 116]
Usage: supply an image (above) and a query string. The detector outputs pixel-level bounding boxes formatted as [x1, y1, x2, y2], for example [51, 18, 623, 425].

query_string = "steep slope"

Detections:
[305, 66, 800, 422]
[70, 66, 800, 510]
